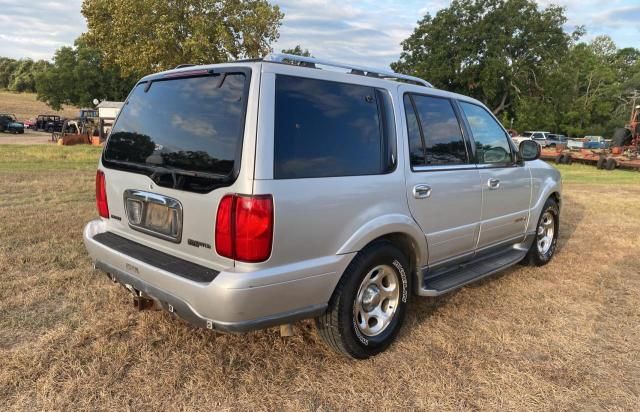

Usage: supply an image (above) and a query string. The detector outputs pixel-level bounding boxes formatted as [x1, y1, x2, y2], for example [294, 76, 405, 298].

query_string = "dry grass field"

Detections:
[0, 91, 79, 121]
[1, 145, 639, 411]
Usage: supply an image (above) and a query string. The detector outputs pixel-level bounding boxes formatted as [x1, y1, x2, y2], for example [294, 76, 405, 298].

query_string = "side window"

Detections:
[459, 101, 513, 165]
[406, 94, 468, 166]
[403, 95, 426, 166]
[274, 75, 392, 179]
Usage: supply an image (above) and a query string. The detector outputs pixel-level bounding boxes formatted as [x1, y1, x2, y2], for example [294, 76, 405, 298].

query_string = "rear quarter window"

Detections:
[273, 75, 394, 179]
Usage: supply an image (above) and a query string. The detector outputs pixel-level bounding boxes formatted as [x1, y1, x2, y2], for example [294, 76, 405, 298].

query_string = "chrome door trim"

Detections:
[412, 164, 477, 172]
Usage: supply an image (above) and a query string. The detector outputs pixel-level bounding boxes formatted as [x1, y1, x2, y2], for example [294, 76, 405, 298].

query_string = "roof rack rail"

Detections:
[175, 64, 196, 69]
[263, 53, 432, 88]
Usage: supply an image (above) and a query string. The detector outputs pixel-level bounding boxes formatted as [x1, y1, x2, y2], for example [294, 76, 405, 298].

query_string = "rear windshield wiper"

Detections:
[104, 159, 230, 188]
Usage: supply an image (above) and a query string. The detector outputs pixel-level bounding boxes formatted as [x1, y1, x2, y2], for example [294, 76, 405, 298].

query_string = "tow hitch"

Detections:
[133, 295, 157, 311]
[110, 273, 159, 311]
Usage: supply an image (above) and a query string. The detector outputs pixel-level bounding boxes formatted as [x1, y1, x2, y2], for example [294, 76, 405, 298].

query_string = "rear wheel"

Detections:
[315, 240, 411, 359]
[605, 158, 616, 170]
[596, 157, 606, 169]
[522, 197, 559, 266]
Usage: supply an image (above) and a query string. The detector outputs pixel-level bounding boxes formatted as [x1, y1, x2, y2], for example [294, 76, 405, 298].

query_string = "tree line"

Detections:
[1, 0, 638, 136]
[392, 0, 640, 137]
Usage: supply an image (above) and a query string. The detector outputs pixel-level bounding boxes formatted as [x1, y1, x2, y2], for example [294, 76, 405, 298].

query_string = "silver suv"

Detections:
[84, 54, 562, 359]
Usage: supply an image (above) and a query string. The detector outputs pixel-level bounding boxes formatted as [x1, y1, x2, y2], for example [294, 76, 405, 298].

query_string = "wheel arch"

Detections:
[336, 214, 427, 268]
[335, 215, 428, 297]
[549, 191, 561, 209]
[527, 164, 562, 234]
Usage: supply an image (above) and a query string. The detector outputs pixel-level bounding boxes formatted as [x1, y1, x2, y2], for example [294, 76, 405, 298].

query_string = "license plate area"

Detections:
[123, 190, 183, 243]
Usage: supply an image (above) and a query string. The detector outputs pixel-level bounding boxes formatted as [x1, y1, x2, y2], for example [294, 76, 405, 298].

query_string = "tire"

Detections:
[596, 157, 606, 169]
[315, 240, 411, 359]
[605, 158, 616, 170]
[521, 197, 559, 267]
[563, 154, 572, 165]
[555, 154, 563, 164]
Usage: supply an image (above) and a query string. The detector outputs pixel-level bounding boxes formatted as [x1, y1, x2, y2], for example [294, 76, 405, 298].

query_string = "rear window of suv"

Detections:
[103, 70, 249, 192]
[273, 75, 395, 179]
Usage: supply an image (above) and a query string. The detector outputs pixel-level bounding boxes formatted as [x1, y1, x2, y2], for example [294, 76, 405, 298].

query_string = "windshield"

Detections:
[103, 70, 249, 192]
[522, 132, 533, 137]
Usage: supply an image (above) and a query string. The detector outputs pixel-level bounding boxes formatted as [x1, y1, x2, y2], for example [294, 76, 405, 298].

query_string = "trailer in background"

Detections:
[96, 101, 123, 144]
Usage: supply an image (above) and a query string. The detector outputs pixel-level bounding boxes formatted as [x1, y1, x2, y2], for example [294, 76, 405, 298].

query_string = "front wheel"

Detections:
[315, 240, 411, 359]
[522, 198, 559, 266]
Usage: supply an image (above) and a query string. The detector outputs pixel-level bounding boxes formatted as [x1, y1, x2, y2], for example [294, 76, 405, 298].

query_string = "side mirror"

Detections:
[519, 140, 541, 161]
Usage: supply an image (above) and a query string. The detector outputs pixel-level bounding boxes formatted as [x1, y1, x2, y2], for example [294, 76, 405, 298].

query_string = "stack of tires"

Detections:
[596, 157, 617, 171]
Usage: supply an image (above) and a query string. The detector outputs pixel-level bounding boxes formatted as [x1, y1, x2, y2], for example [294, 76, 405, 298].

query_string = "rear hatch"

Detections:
[100, 66, 254, 271]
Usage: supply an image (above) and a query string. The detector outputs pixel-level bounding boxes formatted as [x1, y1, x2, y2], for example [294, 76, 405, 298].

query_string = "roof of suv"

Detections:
[138, 54, 491, 112]
[142, 53, 431, 87]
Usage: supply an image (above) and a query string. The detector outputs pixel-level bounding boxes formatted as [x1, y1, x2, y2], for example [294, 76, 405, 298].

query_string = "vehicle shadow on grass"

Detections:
[400, 196, 585, 340]
[556, 193, 585, 253]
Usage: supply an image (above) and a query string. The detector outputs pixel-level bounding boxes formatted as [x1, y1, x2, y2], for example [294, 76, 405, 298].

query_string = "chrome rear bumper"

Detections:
[84, 219, 348, 332]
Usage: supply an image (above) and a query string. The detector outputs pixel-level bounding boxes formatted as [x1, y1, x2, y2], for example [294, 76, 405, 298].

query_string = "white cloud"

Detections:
[0, 0, 637, 68]
[0, 0, 85, 60]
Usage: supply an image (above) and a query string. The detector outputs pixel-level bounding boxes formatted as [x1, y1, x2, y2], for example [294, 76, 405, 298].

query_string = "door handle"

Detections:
[487, 178, 500, 189]
[413, 184, 432, 199]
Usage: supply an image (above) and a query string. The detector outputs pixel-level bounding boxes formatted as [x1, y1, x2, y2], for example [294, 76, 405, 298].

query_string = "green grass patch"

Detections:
[0, 145, 102, 171]
[552, 162, 640, 185]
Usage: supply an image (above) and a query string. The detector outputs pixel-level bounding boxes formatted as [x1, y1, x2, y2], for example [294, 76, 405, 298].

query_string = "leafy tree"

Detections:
[392, 0, 570, 116]
[281, 45, 312, 57]
[8, 59, 50, 92]
[81, 0, 284, 77]
[0, 58, 49, 92]
[0, 58, 18, 89]
[36, 39, 136, 110]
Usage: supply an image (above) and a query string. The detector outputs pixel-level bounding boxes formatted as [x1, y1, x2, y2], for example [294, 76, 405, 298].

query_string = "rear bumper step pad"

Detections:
[93, 232, 220, 283]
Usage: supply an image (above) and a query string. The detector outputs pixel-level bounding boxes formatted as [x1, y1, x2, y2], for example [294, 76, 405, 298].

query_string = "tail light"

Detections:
[95, 170, 109, 218]
[215, 194, 273, 263]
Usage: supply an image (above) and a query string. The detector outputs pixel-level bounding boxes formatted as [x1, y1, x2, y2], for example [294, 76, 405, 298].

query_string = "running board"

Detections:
[418, 248, 527, 296]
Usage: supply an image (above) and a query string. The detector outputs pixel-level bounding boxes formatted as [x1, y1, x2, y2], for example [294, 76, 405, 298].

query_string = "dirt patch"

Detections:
[0, 91, 78, 121]
[0, 129, 55, 145]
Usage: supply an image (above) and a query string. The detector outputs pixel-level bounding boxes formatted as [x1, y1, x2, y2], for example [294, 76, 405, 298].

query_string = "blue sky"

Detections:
[0, 0, 638, 70]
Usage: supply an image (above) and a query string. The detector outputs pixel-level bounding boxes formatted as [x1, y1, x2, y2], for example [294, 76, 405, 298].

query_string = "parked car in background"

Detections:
[512, 131, 551, 147]
[567, 135, 610, 149]
[546, 134, 567, 147]
[22, 119, 35, 129]
[583, 136, 611, 149]
[79, 108, 98, 121]
[35, 115, 64, 132]
[84, 54, 562, 359]
[0, 113, 25, 134]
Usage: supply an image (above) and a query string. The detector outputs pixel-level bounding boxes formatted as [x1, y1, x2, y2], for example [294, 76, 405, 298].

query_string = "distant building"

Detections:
[96, 101, 123, 120]
[96, 101, 124, 141]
